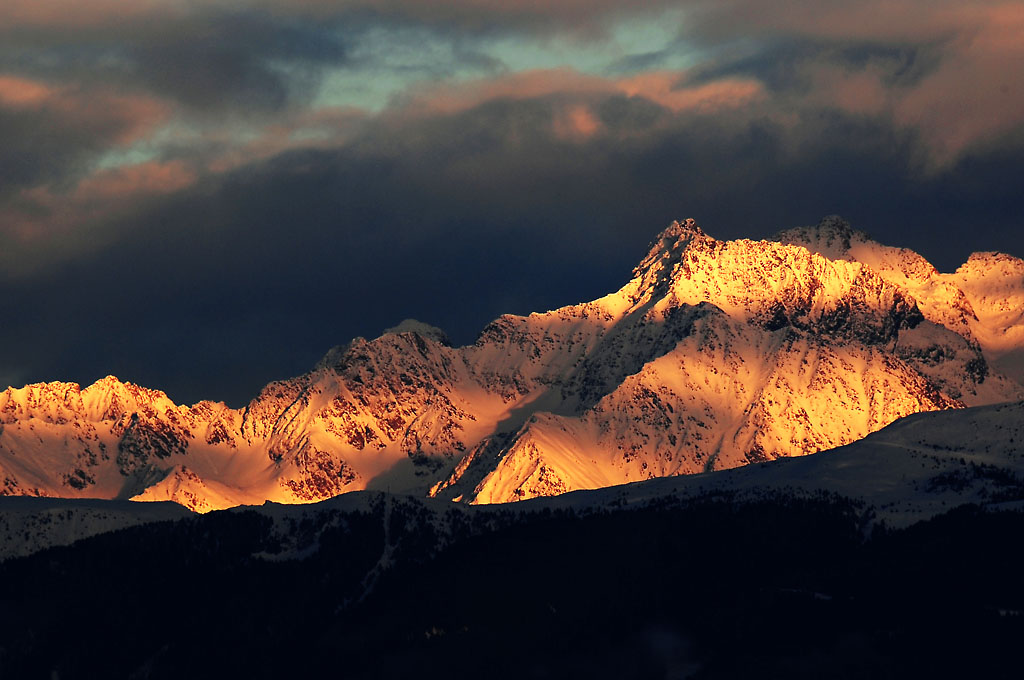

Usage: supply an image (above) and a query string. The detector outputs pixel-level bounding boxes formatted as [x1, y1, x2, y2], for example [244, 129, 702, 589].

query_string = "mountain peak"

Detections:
[959, 250, 1024, 274]
[654, 218, 706, 247]
[772, 215, 872, 257]
[2, 215, 1022, 511]
[816, 214, 855, 237]
[314, 337, 365, 372]
[382, 319, 451, 345]
[631, 218, 712, 286]
[87, 375, 123, 390]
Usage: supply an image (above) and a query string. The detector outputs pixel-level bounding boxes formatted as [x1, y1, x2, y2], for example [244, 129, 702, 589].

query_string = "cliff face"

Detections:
[2, 217, 1021, 510]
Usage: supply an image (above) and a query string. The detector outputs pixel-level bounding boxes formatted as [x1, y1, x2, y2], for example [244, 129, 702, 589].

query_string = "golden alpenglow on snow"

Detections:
[1, 218, 1022, 511]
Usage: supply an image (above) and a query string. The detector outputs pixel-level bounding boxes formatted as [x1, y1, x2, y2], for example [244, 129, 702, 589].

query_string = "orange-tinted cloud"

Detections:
[696, 0, 979, 43]
[0, 75, 55, 108]
[8, 160, 198, 262]
[890, 4, 1024, 164]
[791, 5, 1024, 166]
[207, 106, 368, 173]
[0, 0, 671, 36]
[553, 104, 602, 139]
[617, 72, 765, 113]
[397, 68, 604, 116]
[398, 67, 764, 138]
[0, 0, 174, 30]
[0, 72, 170, 145]
[71, 160, 196, 201]
[63, 89, 172, 147]
[689, 0, 1024, 165]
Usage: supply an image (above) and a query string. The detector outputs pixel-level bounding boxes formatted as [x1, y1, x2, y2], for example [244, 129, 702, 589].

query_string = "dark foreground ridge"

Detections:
[1, 492, 1022, 679]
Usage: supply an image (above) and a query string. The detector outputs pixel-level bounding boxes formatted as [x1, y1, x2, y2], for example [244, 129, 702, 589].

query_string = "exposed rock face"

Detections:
[1, 217, 1021, 509]
[778, 216, 1024, 391]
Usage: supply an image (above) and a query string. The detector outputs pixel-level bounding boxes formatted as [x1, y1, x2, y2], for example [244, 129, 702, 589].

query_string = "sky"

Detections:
[1, 0, 1022, 406]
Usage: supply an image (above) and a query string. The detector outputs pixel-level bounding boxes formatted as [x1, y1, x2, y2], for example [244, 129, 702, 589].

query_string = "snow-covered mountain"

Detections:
[5, 397, 1021, 562]
[565, 398, 1024, 529]
[1, 217, 1021, 510]
[778, 216, 1024, 386]
[0, 496, 190, 561]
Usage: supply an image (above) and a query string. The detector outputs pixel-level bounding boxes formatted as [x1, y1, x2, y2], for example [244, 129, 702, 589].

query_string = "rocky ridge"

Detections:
[1, 217, 1021, 509]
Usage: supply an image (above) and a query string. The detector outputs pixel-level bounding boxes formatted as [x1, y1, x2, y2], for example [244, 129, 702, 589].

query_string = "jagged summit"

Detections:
[632, 217, 708, 282]
[315, 320, 451, 373]
[957, 250, 1024, 275]
[806, 214, 862, 241]
[315, 339, 363, 372]
[1, 215, 1022, 511]
[382, 319, 451, 345]
[656, 217, 706, 242]
[627, 218, 925, 349]
[781, 217, 1024, 385]
[774, 215, 876, 262]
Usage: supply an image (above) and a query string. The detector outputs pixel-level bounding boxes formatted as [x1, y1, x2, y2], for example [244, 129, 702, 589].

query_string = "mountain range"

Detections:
[2, 216, 1022, 511]
[4, 215, 1024, 677]
[3, 397, 1023, 677]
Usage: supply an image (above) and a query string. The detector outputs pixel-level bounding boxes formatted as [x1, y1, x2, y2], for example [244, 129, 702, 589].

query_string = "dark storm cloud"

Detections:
[0, 8, 350, 114]
[0, 0, 666, 34]
[2, 86, 1021, 405]
[121, 12, 348, 112]
[0, 0, 666, 120]
[0, 80, 167, 193]
[684, 0, 1024, 164]
[686, 39, 942, 93]
[0, 0, 1022, 404]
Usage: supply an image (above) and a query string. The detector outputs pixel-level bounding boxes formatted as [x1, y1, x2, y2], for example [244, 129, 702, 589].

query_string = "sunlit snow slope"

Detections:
[778, 216, 1024, 387]
[1, 217, 1021, 509]
[565, 399, 1024, 529]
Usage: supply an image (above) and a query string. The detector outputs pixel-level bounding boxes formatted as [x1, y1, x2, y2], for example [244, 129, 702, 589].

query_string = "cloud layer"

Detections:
[0, 0, 1022, 404]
